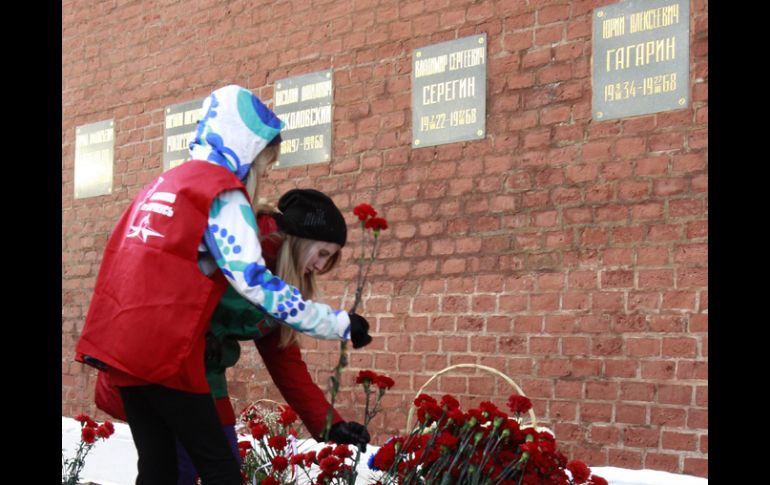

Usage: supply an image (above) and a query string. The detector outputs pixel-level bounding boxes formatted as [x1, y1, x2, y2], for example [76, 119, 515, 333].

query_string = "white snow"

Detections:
[63, 417, 707, 485]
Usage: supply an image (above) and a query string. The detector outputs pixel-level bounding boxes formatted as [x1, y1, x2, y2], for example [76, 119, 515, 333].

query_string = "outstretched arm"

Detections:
[203, 189, 351, 341]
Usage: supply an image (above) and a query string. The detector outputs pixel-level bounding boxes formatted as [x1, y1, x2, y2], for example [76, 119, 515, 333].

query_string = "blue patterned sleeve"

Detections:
[202, 189, 351, 340]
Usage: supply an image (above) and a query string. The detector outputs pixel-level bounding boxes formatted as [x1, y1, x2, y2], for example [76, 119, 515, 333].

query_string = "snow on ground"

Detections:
[63, 417, 707, 485]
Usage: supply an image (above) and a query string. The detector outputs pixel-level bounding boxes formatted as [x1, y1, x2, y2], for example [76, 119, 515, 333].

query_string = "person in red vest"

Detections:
[74, 85, 372, 485]
[176, 188, 371, 484]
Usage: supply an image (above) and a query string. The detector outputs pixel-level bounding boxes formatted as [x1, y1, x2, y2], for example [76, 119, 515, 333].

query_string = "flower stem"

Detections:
[322, 340, 348, 441]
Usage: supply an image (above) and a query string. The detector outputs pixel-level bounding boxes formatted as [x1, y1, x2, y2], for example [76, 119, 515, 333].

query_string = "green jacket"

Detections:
[205, 286, 280, 398]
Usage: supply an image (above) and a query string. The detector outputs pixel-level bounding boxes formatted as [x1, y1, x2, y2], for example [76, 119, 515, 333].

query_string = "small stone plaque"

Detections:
[74, 119, 114, 199]
[273, 70, 333, 168]
[592, 0, 690, 121]
[412, 34, 487, 148]
[163, 98, 204, 171]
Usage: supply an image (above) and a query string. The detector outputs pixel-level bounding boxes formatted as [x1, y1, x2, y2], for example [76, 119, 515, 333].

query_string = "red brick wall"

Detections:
[62, 0, 708, 476]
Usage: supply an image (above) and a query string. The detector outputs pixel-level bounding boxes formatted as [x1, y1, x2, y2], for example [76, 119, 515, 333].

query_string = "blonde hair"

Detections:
[245, 144, 279, 206]
[258, 213, 342, 349]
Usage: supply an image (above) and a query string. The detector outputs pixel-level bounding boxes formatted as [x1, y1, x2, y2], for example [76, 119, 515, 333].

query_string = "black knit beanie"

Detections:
[272, 189, 347, 247]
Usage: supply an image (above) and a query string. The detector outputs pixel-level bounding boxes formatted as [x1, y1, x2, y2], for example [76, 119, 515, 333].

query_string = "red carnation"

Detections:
[441, 394, 460, 410]
[95, 424, 113, 439]
[374, 375, 395, 390]
[317, 446, 333, 460]
[507, 394, 533, 414]
[444, 408, 465, 427]
[354, 203, 377, 221]
[365, 216, 388, 232]
[81, 426, 96, 444]
[303, 450, 317, 467]
[251, 422, 269, 440]
[319, 455, 342, 474]
[278, 405, 298, 426]
[271, 455, 289, 473]
[267, 435, 287, 450]
[567, 460, 591, 483]
[590, 475, 608, 485]
[74, 414, 91, 424]
[261, 477, 280, 485]
[373, 441, 398, 470]
[333, 443, 353, 459]
[414, 393, 437, 407]
[436, 431, 459, 450]
[356, 370, 378, 385]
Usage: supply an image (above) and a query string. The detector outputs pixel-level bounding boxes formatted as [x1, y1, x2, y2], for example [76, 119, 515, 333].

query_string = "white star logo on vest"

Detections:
[126, 214, 165, 243]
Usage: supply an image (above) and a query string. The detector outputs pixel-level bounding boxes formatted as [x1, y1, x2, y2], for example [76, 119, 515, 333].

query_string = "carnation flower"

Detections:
[271, 455, 289, 473]
[353, 203, 377, 221]
[267, 435, 287, 450]
[507, 394, 533, 414]
[278, 405, 297, 426]
[356, 370, 378, 385]
[62, 414, 114, 485]
[568, 460, 591, 483]
[374, 375, 395, 390]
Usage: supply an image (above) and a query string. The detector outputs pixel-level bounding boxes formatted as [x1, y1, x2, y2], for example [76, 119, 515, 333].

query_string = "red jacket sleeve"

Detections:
[255, 330, 344, 440]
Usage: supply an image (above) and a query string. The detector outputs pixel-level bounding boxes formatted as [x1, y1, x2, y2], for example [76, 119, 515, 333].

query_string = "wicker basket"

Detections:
[405, 363, 538, 433]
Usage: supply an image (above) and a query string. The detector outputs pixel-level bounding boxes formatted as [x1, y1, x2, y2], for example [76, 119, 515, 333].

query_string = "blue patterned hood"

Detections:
[188, 85, 284, 182]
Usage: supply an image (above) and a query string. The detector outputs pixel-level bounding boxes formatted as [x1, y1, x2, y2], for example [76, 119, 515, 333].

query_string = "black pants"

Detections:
[119, 385, 241, 485]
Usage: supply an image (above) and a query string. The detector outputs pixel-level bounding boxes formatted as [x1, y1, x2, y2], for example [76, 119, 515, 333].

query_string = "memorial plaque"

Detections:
[163, 98, 204, 171]
[412, 34, 487, 148]
[74, 119, 114, 199]
[273, 70, 333, 168]
[592, 0, 689, 121]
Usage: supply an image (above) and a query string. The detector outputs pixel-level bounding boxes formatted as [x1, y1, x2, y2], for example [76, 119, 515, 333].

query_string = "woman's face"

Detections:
[300, 241, 342, 275]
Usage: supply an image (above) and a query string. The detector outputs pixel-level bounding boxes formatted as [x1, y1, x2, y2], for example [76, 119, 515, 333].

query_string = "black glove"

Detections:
[328, 421, 371, 452]
[204, 331, 223, 365]
[349, 313, 373, 349]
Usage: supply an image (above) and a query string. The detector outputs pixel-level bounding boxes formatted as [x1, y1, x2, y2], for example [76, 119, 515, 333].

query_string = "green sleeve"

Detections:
[209, 286, 280, 340]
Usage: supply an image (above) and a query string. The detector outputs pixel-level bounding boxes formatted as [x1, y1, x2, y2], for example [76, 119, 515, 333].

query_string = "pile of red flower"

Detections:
[368, 394, 607, 485]
[238, 402, 364, 485]
[62, 414, 116, 485]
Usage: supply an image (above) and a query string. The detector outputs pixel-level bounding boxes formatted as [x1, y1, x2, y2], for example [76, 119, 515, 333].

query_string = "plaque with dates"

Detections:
[74, 119, 114, 199]
[163, 98, 204, 172]
[592, 0, 689, 121]
[273, 70, 333, 168]
[412, 34, 487, 148]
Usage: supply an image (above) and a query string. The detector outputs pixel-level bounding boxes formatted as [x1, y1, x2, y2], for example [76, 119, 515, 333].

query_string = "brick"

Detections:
[658, 385, 693, 405]
[621, 382, 655, 402]
[562, 336, 589, 355]
[602, 248, 634, 266]
[683, 457, 708, 478]
[601, 270, 633, 288]
[651, 407, 686, 426]
[539, 359, 572, 377]
[605, 359, 638, 378]
[530, 336, 559, 354]
[624, 427, 659, 447]
[645, 453, 680, 473]
[572, 358, 602, 377]
[585, 381, 618, 400]
[549, 400, 578, 421]
[555, 380, 582, 399]
[677, 360, 708, 380]
[637, 247, 669, 265]
[687, 408, 708, 429]
[616, 404, 647, 425]
[581, 403, 612, 422]
[662, 337, 698, 358]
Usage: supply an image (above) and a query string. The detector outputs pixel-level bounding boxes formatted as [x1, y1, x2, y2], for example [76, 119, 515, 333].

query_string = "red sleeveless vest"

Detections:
[76, 161, 246, 392]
